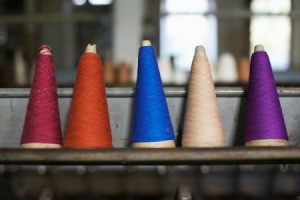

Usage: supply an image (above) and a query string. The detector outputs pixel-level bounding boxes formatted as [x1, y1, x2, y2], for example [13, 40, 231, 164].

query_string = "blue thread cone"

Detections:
[131, 43, 175, 144]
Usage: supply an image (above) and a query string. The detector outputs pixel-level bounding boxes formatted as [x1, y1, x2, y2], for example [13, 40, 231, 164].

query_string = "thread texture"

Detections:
[243, 51, 288, 142]
[21, 45, 62, 145]
[131, 46, 175, 143]
[182, 47, 225, 147]
[63, 52, 113, 148]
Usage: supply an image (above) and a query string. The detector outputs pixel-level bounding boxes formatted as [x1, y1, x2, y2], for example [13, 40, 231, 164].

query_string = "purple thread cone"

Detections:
[243, 51, 288, 142]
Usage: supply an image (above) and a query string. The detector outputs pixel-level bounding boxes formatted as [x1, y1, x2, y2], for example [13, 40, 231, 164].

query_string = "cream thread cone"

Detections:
[182, 45, 225, 147]
[218, 52, 238, 83]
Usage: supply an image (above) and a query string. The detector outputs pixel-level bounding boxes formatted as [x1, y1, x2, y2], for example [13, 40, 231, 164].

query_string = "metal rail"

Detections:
[0, 147, 299, 165]
[0, 13, 95, 25]
[0, 87, 300, 98]
[2, 11, 300, 25]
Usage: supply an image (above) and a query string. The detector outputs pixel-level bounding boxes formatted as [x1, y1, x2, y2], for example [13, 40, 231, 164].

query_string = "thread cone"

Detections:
[14, 49, 27, 86]
[63, 44, 113, 148]
[218, 52, 238, 83]
[182, 45, 225, 147]
[238, 57, 250, 83]
[131, 40, 175, 148]
[21, 45, 62, 148]
[118, 61, 131, 84]
[243, 45, 288, 146]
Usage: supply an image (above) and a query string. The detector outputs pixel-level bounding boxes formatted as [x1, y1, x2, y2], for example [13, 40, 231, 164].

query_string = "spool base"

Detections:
[21, 143, 62, 149]
[183, 141, 225, 148]
[245, 139, 288, 147]
[133, 140, 175, 148]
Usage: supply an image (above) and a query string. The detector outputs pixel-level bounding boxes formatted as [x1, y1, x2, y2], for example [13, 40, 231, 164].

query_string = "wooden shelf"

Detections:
[0, 147, 299, 165]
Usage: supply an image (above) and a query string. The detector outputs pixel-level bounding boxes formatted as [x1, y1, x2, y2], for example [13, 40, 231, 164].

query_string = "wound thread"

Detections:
[243, 49, 288, 142]
[182, 45, 225, 147]
[21, 45, 62, 145]
[131, 45, 175, 143]
[63, 46, 113, 148]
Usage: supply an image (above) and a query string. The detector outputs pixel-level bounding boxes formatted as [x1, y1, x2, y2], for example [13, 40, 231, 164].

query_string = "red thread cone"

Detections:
[63, 44, 113, 148]
[21, 45, 62, 148]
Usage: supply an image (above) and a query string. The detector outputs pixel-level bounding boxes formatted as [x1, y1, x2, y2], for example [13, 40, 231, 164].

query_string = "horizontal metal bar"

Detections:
[0, 10, 300, 25]
[0, 87, 300, 98]
[160, 11, 300, 19]
[0, 147, 299, 165]
[0, 13, 95, 25]
[1, 10, 300, 25]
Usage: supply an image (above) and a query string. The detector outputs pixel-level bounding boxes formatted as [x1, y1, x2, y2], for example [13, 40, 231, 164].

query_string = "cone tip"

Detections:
[39, 45, 52, 55]
[195, 45, 206, 56]
[142, 40, 151, 46]
[85, 44, 97, 53]
[254, 45, 265, 52]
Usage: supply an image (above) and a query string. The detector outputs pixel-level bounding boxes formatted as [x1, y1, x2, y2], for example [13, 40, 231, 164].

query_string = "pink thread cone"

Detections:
[182, 45, 225, 147]
[21, 45, 62, 148]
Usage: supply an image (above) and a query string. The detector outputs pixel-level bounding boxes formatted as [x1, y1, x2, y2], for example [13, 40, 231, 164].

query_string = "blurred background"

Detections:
[0, 1, 300, 200]
[0, 0, 299, 87]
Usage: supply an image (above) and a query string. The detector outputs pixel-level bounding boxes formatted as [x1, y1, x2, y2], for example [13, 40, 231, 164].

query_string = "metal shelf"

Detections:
[1, 87, 300, 97]
[0, 147, 299, 165]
